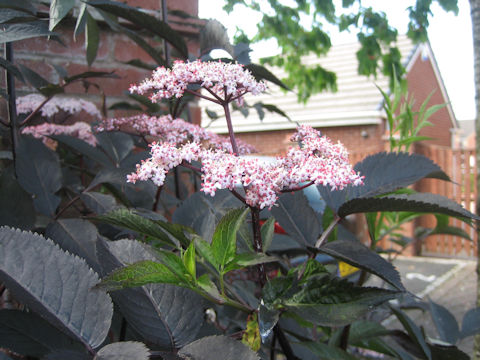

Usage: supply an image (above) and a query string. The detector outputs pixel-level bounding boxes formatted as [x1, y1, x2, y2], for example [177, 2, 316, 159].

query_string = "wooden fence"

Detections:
[415, 144, 477, 258]
[350, 145, 477, 259]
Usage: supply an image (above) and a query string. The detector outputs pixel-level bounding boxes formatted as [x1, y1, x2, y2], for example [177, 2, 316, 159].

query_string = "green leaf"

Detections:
[284, 277, 399, 326]
[197, 274, 224, 302]
[64, 70, 118, 84]
[338, 193, 480, 220]
[255, 102, 292, 121]
[85, 10, 99, 66]
[391, 306, 432, 360]
[95, 207, 193, 248]
[0, 21, 55, 43]
[96, 341, 150, 360]
[246, 63, 289, 90]
[16, 137, 62, 217]
[97, 260, 179, 290]
[261, 217, 275, 251]
[460, 307, 480, 338]
[194, 236, 218, 269]
[317, 239, 405, 291]
[271, 191, 322, 246]
[0, 310, 82, 357]
[348, 320, 395, 344]
[178, 336, 260, 360]
[0, 56, 24, 82]
[297, 342, 357, 359]
[183, 242, 196, 278]
[225, 253, 276, 272]
[97, 239, 206, 349]
[87, 0, 188, 58]
[211, 208, 249, 270]
[49, 0, 75, 31]
[0, 227, 113, 349]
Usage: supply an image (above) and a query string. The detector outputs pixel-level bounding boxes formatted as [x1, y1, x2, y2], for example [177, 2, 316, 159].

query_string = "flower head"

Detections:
[127, 125, 363, 209]
[96, 114, 256, 154]
[22, 122, 97, 148]
[16, 94, 101, 119]
[129, 60, 267, 104]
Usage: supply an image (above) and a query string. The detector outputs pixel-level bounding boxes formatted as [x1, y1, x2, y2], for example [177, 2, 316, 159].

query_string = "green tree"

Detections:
[222, 0, 459, 101]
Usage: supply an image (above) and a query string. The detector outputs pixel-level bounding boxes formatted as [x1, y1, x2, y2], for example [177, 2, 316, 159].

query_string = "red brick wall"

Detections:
[4, 0, 202, 120]
[236, 123, 385, 159]
[406, 53, 455, 147]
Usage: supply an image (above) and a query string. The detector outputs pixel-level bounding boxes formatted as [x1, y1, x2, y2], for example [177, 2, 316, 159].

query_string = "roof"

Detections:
[201, 35, 427, 133]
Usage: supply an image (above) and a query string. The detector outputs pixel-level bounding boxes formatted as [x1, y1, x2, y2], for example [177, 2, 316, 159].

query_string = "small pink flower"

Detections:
[129, 60, 267, 105]
[22, 122, 97, 147]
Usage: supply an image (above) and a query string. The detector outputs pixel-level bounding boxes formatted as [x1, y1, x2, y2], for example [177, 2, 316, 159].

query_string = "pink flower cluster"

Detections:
[129, 60, 267, 104]
[96, 114, 256, 154]
[16, 94, 101, 119]
[22, 122, 97, 147]
[127, 125, 363, 209]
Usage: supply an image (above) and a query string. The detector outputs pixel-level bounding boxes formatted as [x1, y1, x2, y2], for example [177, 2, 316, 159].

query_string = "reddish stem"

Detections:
[223, 102, 239, 155]
[281, 181, 314, 193]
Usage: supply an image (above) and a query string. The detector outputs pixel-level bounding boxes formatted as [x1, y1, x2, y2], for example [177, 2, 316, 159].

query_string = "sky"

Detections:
[198, 0, 476, 121]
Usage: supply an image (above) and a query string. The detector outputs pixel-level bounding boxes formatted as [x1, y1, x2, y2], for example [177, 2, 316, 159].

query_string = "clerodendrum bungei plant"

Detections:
[1, 1, 480, 359]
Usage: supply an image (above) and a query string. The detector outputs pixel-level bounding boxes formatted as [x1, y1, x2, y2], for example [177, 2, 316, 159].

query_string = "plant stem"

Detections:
[250, 206, 267, 287]
[273, 325, 299, 360]
[315, 215, 341, 248]
[281, 181, 314, 193]
[18, 95, 52, 127]
[184, 88, 221, 104]
[5, 42, 18, 174]
[223, 102, 239, 155]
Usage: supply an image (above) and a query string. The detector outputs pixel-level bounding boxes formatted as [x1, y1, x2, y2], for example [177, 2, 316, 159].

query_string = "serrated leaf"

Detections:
[97, 260, 179, 290]
[0, 56, 24, 82]
[391, 306, 432, 360]
[200, 19, 233, 56]
[460, 307, 480, 338]
[85, 10, 99, 66]
[95, 208, 184, 248]
[173, 190, 243, 242]
[284, 277, 398, 326]
[428, 299, 459, 344]
[225, 253, 276, 272]
[178, 336, 260, 360]
[196, 274, 223, 302]
[258, 304, 279, 342]
[271, 191, 322, 246]
[0, 8, 37, 24]
[0, 168, 35, 230]
[49, 0, 75, 31]
[319, 152, 450, 212]
[96, 239, 205, 349]
[45, 218, 100, 272]
[87, 0, 188, 58]
[348, 320, 395, 344]
[95, 341, 150, 360]
[0, 21, 55, 43]
[0, 310, 82, 357]
[81, 192, 117, 215]
[211, 208, 249, 270]
[318, 239, 405, 291]
[16, 136, 62, 216]
[338, 193, 480, 220]
[0, 227, 113, 349]
[0, 0, 37, 15]
[245, 63, 289, 90]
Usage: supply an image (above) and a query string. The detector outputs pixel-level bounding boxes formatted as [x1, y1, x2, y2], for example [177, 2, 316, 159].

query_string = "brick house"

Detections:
[202, 35, 459, 159]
